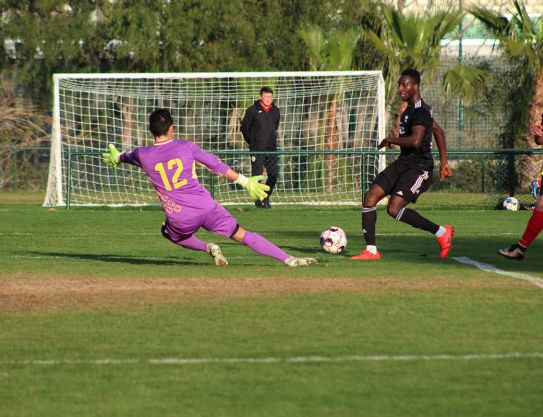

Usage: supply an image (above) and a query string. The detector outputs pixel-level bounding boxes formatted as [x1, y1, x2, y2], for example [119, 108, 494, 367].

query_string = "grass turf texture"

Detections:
[1, 191, 542, 416]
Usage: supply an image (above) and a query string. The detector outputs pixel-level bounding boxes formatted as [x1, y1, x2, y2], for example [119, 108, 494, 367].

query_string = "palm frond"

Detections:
[326, 29, 360, 71]
[297, 24, 326, 71]
[470, 7, 509, 39]
[442, 64, 491, 104]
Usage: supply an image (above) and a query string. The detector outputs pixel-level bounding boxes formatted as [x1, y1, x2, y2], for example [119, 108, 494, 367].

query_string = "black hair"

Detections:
[401, 68, 421, 85]
[260, 86, 273, 95]
[149, 108, 174, 137]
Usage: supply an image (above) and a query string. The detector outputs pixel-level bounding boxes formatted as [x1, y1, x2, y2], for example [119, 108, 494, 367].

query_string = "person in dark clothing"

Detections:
[241, 86, 280, 209]
[351, 68, 453, 261]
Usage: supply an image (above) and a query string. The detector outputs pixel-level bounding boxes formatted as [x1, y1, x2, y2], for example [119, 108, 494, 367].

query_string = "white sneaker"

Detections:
[284, 256, 318, 267]
[208, 243, 228, 266]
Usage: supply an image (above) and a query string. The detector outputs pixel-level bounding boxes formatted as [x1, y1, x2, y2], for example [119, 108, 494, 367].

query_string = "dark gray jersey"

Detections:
[398, 98, 433, 170]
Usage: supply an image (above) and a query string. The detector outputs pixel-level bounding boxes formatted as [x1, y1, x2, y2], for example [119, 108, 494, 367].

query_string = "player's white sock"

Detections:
[366, 245, 378, 255]
[435, 226, 446, 238]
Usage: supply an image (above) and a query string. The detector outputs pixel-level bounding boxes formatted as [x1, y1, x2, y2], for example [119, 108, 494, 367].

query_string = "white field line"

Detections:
[3, 352, 543, 367]
[453, 256, 543, 290]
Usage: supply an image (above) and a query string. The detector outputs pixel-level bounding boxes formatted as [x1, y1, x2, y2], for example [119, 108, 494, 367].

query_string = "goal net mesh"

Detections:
[44, 72, 385, 207]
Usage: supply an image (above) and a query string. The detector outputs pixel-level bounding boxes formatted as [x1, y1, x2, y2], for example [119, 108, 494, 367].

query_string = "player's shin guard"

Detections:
[395, 207, 440, 234]
[519, 209, 543, 249]
[242, 231, 290, 261]
[177, 236, 209, 252]
[362, 206, 377, 245]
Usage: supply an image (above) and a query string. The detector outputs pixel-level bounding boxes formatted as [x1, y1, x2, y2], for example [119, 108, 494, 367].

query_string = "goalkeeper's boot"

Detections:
[437, 225, 454, 259]
[498, 243, 526, 260]
[351, 249, 381, 261]
[284, 256, 318, 267]
[263, 198, 271, 209]
[208, 243, 228, 266]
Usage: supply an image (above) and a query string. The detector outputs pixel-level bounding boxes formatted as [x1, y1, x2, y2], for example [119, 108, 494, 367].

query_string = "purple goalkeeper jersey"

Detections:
[120, 140, 229, 219]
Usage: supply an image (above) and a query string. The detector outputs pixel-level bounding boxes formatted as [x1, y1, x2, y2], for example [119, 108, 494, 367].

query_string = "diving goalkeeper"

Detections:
[103, 108, 317, 267]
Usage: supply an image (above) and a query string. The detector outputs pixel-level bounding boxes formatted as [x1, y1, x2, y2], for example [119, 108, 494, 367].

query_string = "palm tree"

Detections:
[298, 25, 360, 191]
[471, 1, 542, 132]
[364, 4, 488, 136]
[471, 0, 543, 183]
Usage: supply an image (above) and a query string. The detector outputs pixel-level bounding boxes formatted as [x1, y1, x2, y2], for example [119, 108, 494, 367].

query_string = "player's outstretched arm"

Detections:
[432, 120, 452, 181]
[103, 144, 121, 168]
[190, 143, 269, 200]
[224, 169, 270, 201]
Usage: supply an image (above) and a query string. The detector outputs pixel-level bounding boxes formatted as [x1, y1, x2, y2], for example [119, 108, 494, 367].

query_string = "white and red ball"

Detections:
[320, 226, 347, 254]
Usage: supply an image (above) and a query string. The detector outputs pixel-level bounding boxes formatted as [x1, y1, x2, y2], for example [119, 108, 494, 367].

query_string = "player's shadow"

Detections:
[29, 251, 204, 266]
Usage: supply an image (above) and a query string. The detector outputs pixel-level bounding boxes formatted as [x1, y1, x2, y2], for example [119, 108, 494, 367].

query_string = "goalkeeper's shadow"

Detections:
[29, 251, 204, 266]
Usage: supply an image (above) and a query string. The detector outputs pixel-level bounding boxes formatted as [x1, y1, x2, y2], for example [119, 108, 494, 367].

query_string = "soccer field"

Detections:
[1, 192, 542, 417]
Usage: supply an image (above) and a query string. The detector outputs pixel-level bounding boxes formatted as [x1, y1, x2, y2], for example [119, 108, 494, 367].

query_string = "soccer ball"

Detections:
[320, 226, 347, 254]
[502, 196, 519, 211]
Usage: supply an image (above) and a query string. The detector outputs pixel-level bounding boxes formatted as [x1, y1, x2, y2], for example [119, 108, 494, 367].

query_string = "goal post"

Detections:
[44, 71, 386, 207]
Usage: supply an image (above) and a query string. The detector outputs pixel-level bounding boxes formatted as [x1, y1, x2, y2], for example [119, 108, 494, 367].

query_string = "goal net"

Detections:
[44, 71, 385, 207]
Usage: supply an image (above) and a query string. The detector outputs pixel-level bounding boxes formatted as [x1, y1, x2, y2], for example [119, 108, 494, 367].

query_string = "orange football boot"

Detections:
[351, 249, 381, 260]
[437, 225, 454, 259]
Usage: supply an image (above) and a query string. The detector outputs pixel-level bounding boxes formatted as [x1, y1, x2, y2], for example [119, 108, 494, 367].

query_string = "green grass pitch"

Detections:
[1, 192, 542, 417]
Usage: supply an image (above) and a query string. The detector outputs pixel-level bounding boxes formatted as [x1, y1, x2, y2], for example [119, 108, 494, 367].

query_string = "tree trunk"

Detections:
[121, 97, 134, 148]
[325, 98, 339, 192]
[227, 107, 243, 149]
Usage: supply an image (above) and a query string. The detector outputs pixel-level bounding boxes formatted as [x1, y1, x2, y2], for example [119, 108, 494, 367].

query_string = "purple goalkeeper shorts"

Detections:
[161, 203, 238, 243]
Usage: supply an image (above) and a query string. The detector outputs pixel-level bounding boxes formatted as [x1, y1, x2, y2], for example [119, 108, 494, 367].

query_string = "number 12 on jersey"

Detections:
[154, 158, 196, 191]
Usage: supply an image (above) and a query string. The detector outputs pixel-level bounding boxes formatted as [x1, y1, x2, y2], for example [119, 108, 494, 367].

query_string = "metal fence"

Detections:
[2, 147, 542, 207]
[0, 146, 50, 191]
[64, 148, 543, 208]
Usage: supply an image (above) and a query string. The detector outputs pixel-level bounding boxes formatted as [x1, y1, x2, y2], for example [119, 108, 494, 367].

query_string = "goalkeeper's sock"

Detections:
[519, 208, 543, 249]
[362, 206, 377, 246]
[241, 231, 290, 261]
[395, 208, 439, 234]
[177, 235, 209, 252]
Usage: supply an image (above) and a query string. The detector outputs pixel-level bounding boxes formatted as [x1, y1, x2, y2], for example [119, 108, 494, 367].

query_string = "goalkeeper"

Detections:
[103, 108, 317, 267]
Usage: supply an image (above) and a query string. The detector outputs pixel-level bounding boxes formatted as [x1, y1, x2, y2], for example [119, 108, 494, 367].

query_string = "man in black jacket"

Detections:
[241, 86, 280, 209]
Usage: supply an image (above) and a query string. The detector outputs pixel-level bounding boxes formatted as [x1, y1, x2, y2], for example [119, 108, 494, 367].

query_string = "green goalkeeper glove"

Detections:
[235, 174, 270, 201]
[103, 144, 121, 168]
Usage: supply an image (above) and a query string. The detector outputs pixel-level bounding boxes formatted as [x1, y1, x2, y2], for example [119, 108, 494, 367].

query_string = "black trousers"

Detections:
[250, 153, 278, 197]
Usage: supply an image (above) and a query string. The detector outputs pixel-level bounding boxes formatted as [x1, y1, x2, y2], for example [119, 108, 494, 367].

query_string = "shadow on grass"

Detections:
[25, 250, 295, 268]
[28, 251, 204, 266]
